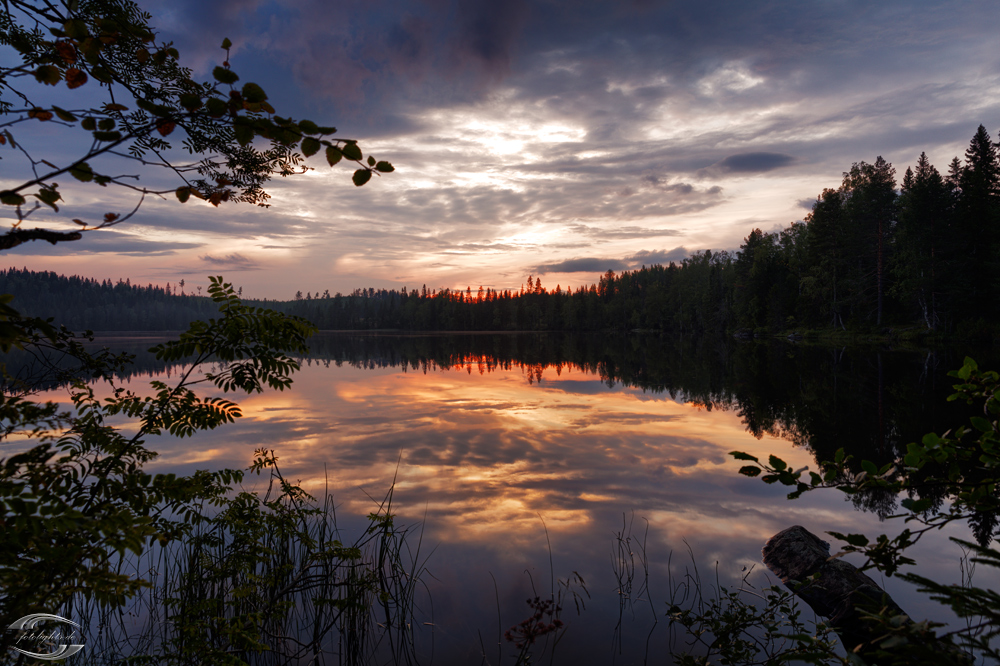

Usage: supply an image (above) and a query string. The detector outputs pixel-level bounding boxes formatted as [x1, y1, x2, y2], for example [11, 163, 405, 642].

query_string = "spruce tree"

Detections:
[892, 153, 949, 328]
[956, 125, 1000, 312]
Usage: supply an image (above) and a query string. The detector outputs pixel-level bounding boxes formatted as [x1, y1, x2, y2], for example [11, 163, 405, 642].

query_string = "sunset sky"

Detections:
[6, 0, 1000, 299]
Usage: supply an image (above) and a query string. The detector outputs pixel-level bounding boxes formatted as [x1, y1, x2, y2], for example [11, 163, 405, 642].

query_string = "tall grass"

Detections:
[63, 450, 432, 666]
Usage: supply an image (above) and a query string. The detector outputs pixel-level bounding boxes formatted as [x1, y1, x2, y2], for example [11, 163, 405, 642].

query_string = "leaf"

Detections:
[970, 416, 993, 433]
[65, 68, 88, 89]
[730, 451, 759, 462]
[213, 66, 239, 85]
[0, 191, 26, 206]
[221, 38, 233, 50]
[768, 455, 787, 471]
[81, 117, 97, 131]
[352, 169, 372, 186]
[34, 65, 61, 85]
[156, 120, 176, 137]
[205, 98, 228, 118]
[367, 155, 376, 166]
[176, 187, 191, 203]
[375, 161, 394, 173]
[135, 98, 171, 116]
[92, 131, 122, 142]
[70, 162, 94, 182]
[64, 19, 88, 40]
[234, 124, 253, 146]
[179, 94, 202, 111]
[843, 533, 869, 547]
[91, 67, 113, 83]
[301, 137, 321, 157]
[52, 106, 77, 122]
[241, 82, 267, 104]
[900, 497, 932, 513]
[298, 119, 319, 135]
[36, 187, 61, 208]
[738, 466, 761, 477]
[28, 108, 54, 121]
[325, 146, 342, 166]
[861, 460, 878, 476]
[341, 142, 362, 161]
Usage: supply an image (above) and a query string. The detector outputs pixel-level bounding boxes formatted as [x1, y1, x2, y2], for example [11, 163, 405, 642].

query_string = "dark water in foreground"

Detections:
[26, 332, 1000, 663]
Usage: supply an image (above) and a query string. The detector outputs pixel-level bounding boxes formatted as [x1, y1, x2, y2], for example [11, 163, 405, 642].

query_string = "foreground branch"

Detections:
[0, 228, 82, 250]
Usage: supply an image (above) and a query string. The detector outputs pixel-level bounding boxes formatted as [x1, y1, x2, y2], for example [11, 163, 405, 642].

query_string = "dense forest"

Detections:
[4, 126, 998, 338]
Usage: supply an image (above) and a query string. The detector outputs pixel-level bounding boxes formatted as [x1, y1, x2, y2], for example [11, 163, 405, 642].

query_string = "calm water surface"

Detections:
[40, 333, 1000, 663]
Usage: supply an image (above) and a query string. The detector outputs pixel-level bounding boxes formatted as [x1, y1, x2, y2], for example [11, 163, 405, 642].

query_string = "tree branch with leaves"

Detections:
[0, 0, 393, 250]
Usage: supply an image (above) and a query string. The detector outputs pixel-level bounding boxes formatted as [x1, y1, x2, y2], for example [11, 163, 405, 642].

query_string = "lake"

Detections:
[24, 332, 1000, 664]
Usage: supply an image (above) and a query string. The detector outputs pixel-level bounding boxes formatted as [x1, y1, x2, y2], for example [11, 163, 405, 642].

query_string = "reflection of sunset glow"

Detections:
[112, 355, 820, 553]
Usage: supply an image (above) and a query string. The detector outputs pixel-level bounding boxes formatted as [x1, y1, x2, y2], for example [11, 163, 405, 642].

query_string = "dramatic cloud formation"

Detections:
[6, 0, 1000, 298]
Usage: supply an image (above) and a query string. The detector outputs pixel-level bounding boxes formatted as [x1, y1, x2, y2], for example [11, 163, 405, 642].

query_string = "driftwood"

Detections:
[762, 525, 970, 665]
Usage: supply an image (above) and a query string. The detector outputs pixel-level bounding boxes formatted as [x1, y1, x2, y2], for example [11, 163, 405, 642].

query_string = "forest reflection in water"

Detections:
[35, 332, 1000, 662]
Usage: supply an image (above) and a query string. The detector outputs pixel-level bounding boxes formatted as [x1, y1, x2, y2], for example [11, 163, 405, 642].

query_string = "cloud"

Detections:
[570, 224, 684, 240]
[702, 152, 796, 177]
[532, 246, 689, 274]
[627, 247, 689, 265]
[199, 253, 262, 270]
[2, 230, 200, 257]
[532, 257, 629, 274]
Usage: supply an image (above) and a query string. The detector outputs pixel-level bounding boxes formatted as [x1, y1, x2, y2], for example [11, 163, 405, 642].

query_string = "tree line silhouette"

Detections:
[4, 125, 998, 337]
